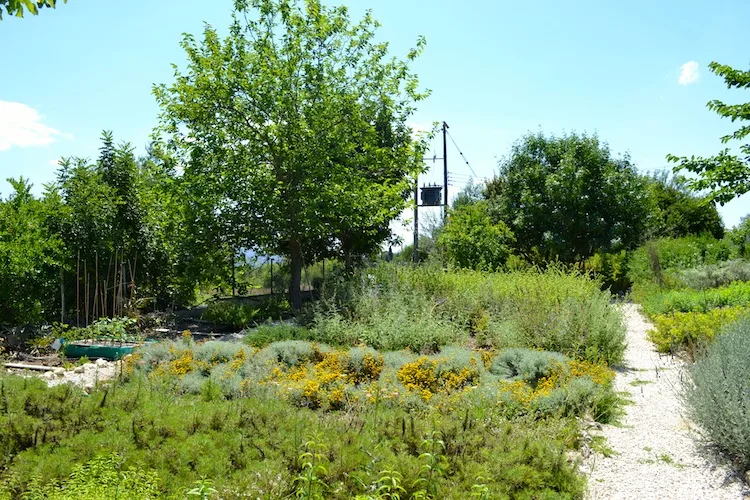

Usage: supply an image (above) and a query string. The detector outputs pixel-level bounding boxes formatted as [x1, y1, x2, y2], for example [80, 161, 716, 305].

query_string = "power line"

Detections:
[446, 129, 478, 179]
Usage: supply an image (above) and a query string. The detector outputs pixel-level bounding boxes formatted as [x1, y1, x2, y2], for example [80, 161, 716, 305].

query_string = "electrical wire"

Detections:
[446, 129, 479, 179]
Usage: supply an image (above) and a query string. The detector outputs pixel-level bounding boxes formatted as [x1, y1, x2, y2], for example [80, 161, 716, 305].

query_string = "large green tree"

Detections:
[438, 200, 514, 271]
[154, 0, 429, 308]
[668, 62, 750, 204]
[487, 132, 650, 264]
[645, 172, 724, 240]
[0, 178, 63, 324]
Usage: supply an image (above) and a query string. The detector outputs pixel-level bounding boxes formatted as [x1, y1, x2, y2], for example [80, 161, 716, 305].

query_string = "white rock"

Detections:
[73, 365, 85, 374]
[43, 371, 55, 380]
[53, 367, 66, 376]
[95, 358, 108, 367]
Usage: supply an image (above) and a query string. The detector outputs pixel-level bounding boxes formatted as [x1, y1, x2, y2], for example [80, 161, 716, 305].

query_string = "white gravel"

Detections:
[10, 357, 124, 393]
[584, 303, 749, 499]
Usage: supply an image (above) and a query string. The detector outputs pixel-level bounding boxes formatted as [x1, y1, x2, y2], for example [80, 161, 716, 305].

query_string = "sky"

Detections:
[1, 0, 749, 248]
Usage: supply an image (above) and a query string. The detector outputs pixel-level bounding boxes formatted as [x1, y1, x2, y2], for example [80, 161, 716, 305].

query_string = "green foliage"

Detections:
[645, 172, 724, 240]
[17, 453, 160, 500]
[647, 307, 747, 354]
[186, 477, 218, 499]
[490, 348, 568, 384]
[310, 265, 626, 365]
[685, 316, 750, 471]
[627, 235, 734, 288]
[202, 297, 292, 330]
[486, 131, 651, 263]
[668, 61, 750, 205]
[202, 302, 259, 330]
[59, 317, 142, 345]
[0, 0, 66, 19]
[640, 282, 750, 316]
[676, 259, 750, 290]
[154, 0, 430, 308]
[243, 323, 314, 347]
[584, 250, 630, 294]
[0, 373, 587, 498]
[0, 178, 64, 325]
[437, 201, 514, 271]
[728, 215, 750, 258]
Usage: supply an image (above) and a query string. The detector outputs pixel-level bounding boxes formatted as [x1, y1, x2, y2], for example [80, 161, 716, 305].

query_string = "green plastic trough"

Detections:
[62, 340, 143, 360]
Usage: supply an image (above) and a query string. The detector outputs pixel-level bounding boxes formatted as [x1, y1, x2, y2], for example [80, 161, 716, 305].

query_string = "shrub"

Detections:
[640, 281, 750, 317]
[685, 316, 750, 471]
[264, 340, 322, 367]
[437, 200, 514, 271]
[627, 236, 734, 286]
[0, 373, 586, 499]
[648, 307, 748, 355]
[585, 250, 630, 294]
[18, 453, 160, 500]
[243, 323, 313, 347]
[341, 346, 384, 384]
[314, 265, 627, 365]
[676, 259, 750, 290]
[193, 341, 246, 365]
[201, 301, 259, 329]
[490, 348, 568, 385]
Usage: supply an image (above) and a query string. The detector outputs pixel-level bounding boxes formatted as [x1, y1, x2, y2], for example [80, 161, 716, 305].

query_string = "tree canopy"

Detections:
[645, 172, 724, 240]
[0, 0, 65, 19]
[438, 200, 514, 271]
[154, 0, 429, 308]
[668, 61, 750, 205]
[486, 132, 650, 264]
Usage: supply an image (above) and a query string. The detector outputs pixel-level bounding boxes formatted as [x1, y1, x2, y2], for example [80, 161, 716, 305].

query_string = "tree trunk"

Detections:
[289, 239, 303, 310]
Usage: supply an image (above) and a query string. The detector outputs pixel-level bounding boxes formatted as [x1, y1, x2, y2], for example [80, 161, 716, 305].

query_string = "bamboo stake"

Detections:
[76, 250, 80, 327]
[84, 260, 89, 326]
[112, 248, 118, 318]
[93, 251, 99, 320]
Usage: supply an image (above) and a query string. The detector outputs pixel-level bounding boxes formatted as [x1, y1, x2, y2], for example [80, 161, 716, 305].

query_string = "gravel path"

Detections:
[584, 303, 748, 499]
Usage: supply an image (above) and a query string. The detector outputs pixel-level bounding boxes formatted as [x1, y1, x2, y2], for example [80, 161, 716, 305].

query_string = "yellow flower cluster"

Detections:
[397, 357, 479, 400]
[567, 360, 614, 386]
[168, 348, 195, 376]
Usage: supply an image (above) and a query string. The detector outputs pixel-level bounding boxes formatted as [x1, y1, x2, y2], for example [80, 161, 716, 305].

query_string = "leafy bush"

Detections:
[640, 281, 750, 316]
[193, 341, 246, 365]
[685, 316, 750, 471]
[16, 453, 160, 500]
[264, 340, 322, 367]
[648, 307, 748, 355]
[309, 281, 459, 353]
[585, 250, 630, 294]
[490, 348, 568, 385]
[243, 323, 314, 347]
[312, 265, 626, 365]
[53, 318, 142, 347]
[201, 301, 259, 329]
[676, 259, 750, 290]
[628, 236, 734, 286]
[437, 200, 514, 271]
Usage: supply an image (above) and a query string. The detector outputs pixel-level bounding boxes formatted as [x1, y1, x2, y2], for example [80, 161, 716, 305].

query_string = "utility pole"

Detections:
[443, 121, 449, 220]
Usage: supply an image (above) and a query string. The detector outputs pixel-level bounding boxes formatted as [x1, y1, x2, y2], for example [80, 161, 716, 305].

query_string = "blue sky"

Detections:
[1, 0, 749, 241]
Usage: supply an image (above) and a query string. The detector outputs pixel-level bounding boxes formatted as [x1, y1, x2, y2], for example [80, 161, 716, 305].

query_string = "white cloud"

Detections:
[678, 61, 700, 85]
[0, 101, 71, 151]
